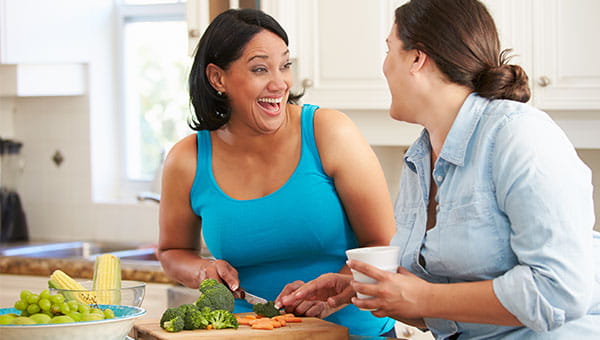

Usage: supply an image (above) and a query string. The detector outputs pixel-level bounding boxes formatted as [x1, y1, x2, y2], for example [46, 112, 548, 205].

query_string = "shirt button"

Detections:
[436, 175, 443, 182]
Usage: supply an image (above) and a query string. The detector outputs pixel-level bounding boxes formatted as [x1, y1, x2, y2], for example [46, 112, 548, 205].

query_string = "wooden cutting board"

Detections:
[133, 314, 349, 340]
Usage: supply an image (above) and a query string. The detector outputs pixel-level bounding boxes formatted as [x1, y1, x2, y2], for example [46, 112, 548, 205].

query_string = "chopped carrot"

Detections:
[283, 316, 302, 323]
[244, 314, 257, 319]
[236, 317, 252, 326]
[206, 325, 213, 330]
[251, 322, 274, 330]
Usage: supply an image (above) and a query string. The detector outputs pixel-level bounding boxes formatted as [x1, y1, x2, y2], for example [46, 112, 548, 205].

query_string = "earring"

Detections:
[217, 91, 222, 96]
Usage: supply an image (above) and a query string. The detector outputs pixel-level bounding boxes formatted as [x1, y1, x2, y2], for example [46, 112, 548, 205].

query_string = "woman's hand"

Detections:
[275, 279, 349, 318]
[347, 259, 431, 320]
[198, 259, 243, 298]
[276, 273, 355, 315]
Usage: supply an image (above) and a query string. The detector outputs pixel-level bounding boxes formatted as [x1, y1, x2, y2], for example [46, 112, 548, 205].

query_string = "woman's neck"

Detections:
[421, 85, 471, 159]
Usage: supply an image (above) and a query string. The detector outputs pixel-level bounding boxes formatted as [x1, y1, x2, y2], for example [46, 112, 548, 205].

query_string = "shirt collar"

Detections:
[438, 92, 489, 167]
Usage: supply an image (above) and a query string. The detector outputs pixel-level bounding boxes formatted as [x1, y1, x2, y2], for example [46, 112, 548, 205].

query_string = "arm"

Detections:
[314, 108, 396, 255]
[158, 134, 240, 291]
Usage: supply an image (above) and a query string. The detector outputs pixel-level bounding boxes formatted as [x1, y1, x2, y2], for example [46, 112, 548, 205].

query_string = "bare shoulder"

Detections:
[312, 107, 369, 176]
[163, 133, 198, 182]
[313, 107, 360, 142]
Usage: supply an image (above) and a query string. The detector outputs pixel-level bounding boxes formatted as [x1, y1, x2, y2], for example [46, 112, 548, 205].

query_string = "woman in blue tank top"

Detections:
[157, 9, 397, 337]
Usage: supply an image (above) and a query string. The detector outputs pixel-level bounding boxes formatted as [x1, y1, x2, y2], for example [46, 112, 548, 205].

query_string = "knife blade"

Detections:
[240, 290, 268, 305]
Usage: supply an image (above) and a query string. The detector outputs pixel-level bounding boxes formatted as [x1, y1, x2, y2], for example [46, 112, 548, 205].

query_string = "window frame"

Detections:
[115, 0, 187, 199]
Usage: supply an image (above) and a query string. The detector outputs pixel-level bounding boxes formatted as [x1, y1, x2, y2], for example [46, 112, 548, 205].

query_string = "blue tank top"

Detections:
[190, 104, 395, 336]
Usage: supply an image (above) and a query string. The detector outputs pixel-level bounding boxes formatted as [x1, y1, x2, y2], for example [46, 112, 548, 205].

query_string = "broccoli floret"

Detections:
[175, 304, 200, 330]
[252, 301, 281, 318]
[195, 279, 235, 312]
[162, 316, 184, 332]
[159, 307, 185, 328]
[185, 309, 211, 330]
[208, 309, 239, 329]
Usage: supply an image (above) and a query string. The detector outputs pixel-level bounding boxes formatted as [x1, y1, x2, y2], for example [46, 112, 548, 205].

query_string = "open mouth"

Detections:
[257, 97, 283, 114]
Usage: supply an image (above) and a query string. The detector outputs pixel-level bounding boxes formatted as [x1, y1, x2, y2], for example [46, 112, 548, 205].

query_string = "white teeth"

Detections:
[257, 97, 282, 104]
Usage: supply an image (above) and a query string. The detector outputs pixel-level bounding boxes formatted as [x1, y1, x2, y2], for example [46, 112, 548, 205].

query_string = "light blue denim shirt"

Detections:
[391, 93, 600, 339]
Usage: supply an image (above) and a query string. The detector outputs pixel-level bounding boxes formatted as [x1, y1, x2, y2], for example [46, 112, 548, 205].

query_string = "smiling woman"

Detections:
[157, 8, 398, 337]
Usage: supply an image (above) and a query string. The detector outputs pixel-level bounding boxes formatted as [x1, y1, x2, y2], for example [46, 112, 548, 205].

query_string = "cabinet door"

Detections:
[532, 0, 600, 109]
[263, 0, 406, 110]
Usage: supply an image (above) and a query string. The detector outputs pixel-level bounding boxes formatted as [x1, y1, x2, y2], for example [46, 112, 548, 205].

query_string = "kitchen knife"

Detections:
[239, 290, 268, 305]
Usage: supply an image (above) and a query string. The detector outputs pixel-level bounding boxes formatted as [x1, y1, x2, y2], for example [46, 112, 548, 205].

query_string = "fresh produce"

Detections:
[162, 316, 184, 332]
[1, 288, 115, 325]
[235, 313, 302, 330]
[92, 254, 122, 304]
[48, 270, 96, 304]
[252, 300, 280, 318]
[195, 279, 234, 312]
[159, 302, 238, 332]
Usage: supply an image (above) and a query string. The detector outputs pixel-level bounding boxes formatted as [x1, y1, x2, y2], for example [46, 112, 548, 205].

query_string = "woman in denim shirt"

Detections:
[278, 0, 600, 338]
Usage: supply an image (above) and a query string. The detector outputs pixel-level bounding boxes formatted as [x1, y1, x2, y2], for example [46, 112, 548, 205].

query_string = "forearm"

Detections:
[424, 280, 522, 326]
[159, 248, 213, 288]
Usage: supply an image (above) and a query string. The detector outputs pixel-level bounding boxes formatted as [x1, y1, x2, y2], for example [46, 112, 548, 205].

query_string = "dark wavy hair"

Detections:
[188, 8, 302, 131]
[394, 0, 530, 103]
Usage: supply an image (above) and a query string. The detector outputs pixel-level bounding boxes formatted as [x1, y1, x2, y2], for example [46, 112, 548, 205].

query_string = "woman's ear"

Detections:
[410, 50, 428, 75]
[206, 63, 226, 93]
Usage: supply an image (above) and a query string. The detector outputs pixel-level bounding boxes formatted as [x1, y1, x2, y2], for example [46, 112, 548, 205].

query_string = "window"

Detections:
[118, 0, 191, 185]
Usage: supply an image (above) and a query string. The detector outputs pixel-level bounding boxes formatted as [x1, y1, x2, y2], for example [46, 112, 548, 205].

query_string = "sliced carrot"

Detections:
[236, 317, 252, 326]
[244, 314, 257, 319]
[251, 322, 274, 330]
[283, 316, 302, 323]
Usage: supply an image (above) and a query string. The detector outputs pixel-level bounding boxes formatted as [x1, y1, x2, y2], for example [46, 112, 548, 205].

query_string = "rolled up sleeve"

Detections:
[491, 112, 595, 332]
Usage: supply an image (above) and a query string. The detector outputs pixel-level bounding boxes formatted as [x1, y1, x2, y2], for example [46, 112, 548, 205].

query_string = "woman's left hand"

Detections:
[275, 280, 345, 319]
[348, 259, 431, 320]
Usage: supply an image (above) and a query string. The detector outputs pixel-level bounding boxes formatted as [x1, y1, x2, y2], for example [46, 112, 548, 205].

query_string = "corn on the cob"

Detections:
[92, 254, 122, 304]
[48, 269, 96, 304]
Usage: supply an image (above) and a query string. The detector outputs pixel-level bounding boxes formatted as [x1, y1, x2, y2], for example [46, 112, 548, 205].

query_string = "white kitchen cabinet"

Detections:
[0, 0, 100, 64]
[485, 0, 600, 110]
[0, 64, 87, 97]
[262, 0, 407, 110]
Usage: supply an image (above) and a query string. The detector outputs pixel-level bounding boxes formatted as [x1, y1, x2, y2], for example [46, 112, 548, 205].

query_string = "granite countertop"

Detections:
[0, 255, 175, 283]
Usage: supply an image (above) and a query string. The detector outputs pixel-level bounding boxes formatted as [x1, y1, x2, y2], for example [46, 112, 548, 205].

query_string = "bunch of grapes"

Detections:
[0, 289, 115, 325]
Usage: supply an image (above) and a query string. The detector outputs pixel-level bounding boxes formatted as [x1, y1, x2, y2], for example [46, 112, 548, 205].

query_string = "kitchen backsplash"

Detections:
[2, 96, 599, 244]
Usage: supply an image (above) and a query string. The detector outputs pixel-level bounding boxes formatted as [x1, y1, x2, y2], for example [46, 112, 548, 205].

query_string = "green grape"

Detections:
[29, 313, 52, 324]
[50, 294, 65, 304]
[14, 300, 28, 311]
[49, 315, 75, 324]
[103, 308, 115, 319]
[90, 308, 104, 315]
[27, 304, 41, 314]
[78, 304, 90, 314]
[67, 300, 79, 311]
[59, 302, 71, 315]
[0, 313, 17, 325]
[81, 313, 104, 321]
[26, 294, 40, 304]
[66, 311, 82, 322]
[50, 304, 61, 315]
[39, 289, 51, 300]
[39, 298, 51, 311]
[12, 316, 36, 325]
[19, 310, 30, 317]
[20, 290, 33, 301]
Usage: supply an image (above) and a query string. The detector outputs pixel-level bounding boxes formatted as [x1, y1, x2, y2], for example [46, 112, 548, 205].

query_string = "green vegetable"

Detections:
[185, 308, 211, 330]
[208, 309, 239, 329]
[252, 301, 281, 318]
[163, 316, 185, 332]
[195, 279, 234, 312]
[160, 307, 185, 328]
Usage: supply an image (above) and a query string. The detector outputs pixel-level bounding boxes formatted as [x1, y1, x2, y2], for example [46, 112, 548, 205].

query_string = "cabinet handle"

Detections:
[537, 76, 551, 87]
[188, 29, 200, 38]
[302, 78, 314, 89]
